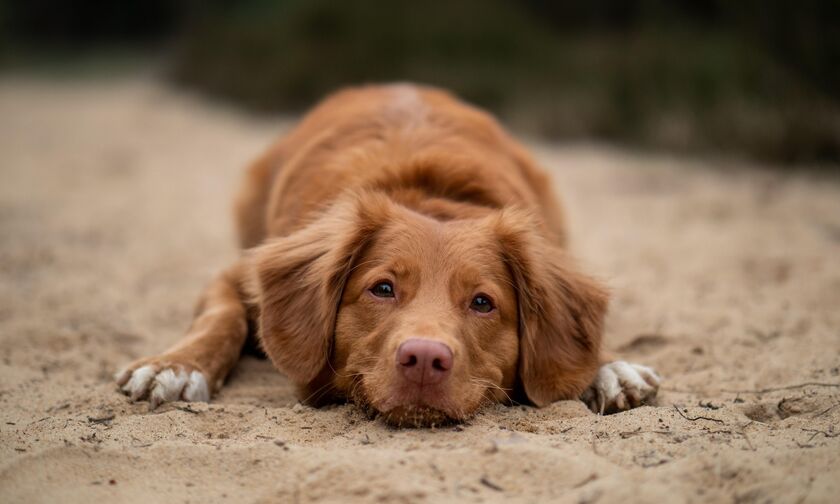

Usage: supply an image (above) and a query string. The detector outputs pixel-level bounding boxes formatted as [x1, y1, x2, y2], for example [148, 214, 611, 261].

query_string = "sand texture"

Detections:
[1, 75, 839, 503]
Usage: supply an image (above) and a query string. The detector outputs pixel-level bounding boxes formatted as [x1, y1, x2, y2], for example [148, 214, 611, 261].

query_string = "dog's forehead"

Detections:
[373, 216, 504, 272]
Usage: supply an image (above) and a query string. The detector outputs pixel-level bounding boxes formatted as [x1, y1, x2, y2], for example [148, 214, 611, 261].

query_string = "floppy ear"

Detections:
[249, 192, 391, 386]
[495, 209, 608, 407]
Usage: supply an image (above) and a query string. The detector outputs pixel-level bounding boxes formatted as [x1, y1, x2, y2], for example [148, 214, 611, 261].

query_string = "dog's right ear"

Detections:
[248, 192, 393, 387]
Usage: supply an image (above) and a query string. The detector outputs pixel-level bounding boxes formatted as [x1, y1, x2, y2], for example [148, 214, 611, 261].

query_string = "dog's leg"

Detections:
[115, 263, 251, 408]
[581, 361, 661, 414]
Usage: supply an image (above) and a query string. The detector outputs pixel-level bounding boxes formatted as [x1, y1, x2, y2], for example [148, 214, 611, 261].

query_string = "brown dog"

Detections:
[116, 84, 659, 425]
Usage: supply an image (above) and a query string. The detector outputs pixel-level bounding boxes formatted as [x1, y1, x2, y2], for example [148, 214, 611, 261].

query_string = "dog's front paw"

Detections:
[582, 361, 660, 414]
[115, 358, 210, 409]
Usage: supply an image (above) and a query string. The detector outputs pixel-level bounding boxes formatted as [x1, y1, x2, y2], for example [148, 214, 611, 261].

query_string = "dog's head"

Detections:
[251, 191, 607, 426]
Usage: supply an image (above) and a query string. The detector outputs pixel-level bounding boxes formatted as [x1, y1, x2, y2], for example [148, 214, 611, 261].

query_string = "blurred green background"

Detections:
[2, 0, 839, 164]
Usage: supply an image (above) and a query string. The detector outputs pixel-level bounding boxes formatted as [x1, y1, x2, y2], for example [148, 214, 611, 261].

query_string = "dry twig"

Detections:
[673, 405, 725, 424]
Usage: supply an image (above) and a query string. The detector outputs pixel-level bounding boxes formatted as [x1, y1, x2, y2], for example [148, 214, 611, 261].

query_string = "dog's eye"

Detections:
[470, 295, 494, 313]
[370, 281, 395, 298]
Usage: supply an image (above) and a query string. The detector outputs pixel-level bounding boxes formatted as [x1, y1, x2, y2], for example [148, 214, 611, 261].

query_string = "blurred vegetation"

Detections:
[2, 0, 839, 164]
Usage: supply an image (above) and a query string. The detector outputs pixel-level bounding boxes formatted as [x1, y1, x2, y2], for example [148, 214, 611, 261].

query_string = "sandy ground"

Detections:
[1, 74, 839, 504]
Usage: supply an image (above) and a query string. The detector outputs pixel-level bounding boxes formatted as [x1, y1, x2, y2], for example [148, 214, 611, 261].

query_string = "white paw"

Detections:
[115, 363, 210, 408]
[581, 361, 661, 414]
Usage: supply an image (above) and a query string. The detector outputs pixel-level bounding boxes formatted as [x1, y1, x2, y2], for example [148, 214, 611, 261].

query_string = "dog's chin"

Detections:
[354, 392, 463, 427]
[349, 379, 483, 427]
[376, 404, 455, 427]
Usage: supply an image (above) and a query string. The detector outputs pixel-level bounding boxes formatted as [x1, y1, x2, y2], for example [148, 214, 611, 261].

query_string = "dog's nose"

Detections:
[396, 339, 453, 385]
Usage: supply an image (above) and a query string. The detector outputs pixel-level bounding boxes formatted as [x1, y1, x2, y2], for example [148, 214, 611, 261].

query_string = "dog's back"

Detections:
[234, 83, 567, 249]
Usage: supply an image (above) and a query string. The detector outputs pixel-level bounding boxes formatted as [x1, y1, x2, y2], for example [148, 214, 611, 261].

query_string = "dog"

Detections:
[116, 84, 660, 426]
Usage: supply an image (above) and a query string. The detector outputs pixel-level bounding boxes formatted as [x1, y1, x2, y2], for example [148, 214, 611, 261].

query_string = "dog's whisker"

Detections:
[300, 379, 338, 405]
[470, 377, 514, 404]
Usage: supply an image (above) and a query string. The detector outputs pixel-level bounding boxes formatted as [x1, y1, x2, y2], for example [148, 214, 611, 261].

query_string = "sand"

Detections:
[1, 74, 839, 503]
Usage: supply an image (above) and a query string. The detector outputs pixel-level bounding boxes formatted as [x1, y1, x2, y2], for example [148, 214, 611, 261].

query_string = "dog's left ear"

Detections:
[495, 209, 608, 407]
[249, 192, 392, 393]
